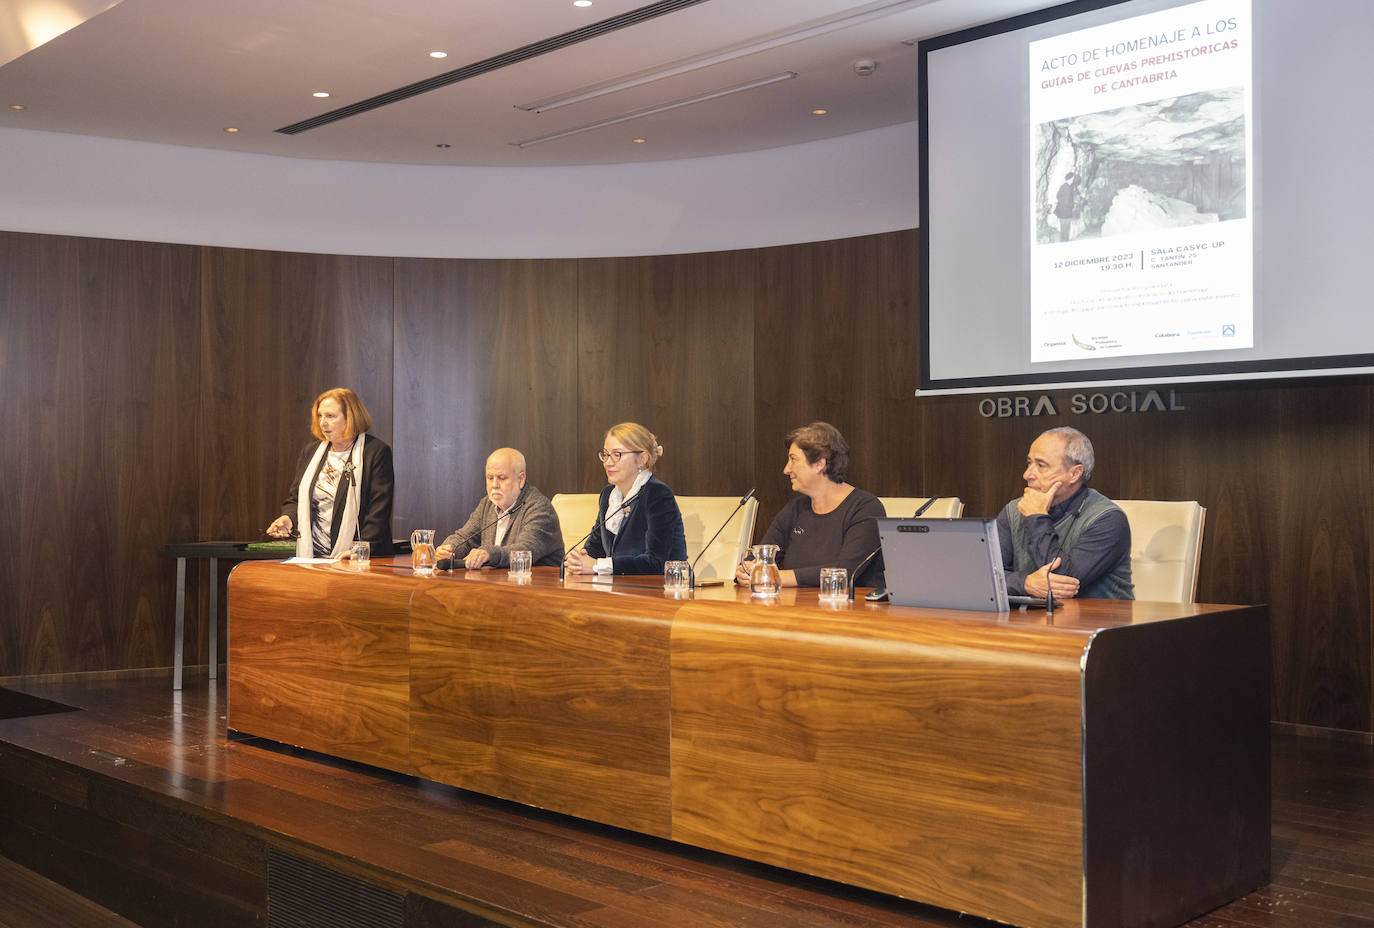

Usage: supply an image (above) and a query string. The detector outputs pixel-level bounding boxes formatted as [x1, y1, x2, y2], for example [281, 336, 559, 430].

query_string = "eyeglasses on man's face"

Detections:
[598, 449, 643, 464]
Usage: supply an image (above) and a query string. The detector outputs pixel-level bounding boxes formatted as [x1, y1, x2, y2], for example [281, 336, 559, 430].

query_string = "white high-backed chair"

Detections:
[1114, 500, 1206, 603]
[549, 492, 758, 581]
[878, 497, 964, 519]
[676, 496, 759, 581]
[549, 493, 601, 556]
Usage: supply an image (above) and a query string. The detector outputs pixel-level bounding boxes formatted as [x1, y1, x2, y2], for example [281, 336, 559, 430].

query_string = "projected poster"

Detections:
[1028, 0, 1252, 363]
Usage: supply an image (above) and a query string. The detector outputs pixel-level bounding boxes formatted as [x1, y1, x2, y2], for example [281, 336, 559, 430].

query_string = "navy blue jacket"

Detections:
[584, 475, 687, 575]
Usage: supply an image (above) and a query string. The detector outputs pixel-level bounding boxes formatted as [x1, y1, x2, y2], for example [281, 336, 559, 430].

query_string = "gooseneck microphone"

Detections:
[910, 495, 941, 518]
[559, 488, 643, 581]
[849, 495, 939, 602]
[688, 488, 755, 589]
[435, 501, 526, 571]
[848, 545, 883, 603]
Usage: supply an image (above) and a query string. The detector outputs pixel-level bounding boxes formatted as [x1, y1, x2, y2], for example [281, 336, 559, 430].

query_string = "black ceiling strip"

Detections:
[275, 0, 712, 135]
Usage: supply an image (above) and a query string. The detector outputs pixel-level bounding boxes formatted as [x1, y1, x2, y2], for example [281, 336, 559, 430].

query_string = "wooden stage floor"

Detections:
[0, 674, 1369, 928]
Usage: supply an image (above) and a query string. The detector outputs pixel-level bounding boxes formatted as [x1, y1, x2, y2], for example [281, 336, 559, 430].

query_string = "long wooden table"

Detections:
[226, 560, 1270, 928]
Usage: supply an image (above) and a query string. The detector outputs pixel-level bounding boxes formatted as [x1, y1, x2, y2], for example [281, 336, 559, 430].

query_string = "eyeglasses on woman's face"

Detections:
[598, 449, 643, 464]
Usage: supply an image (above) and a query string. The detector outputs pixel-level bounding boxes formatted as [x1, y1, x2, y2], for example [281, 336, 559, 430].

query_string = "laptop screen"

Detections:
[877, 517, 1009, 612]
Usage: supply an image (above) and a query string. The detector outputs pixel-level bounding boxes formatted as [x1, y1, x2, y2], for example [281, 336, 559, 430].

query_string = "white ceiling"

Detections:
[0, 0, 1061, 166]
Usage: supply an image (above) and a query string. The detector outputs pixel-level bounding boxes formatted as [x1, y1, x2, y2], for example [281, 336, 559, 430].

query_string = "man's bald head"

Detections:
[485, 448, 527, 509]
[487, 448, 526, 474]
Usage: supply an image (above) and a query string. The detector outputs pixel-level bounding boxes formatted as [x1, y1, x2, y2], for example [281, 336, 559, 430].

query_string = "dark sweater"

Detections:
[758, 488, 885, 588]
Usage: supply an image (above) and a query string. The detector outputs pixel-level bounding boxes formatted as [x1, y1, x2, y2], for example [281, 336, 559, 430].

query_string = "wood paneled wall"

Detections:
[577, 252, 755, 495]
[0, 228, 1368, 735]
[392, 257, 580, 533]
[199, 248, 395, 539]
[0, 234, 201, 673]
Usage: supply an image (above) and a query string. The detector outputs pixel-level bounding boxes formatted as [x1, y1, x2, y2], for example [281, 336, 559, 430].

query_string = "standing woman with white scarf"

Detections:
[265, 388, 395, 557]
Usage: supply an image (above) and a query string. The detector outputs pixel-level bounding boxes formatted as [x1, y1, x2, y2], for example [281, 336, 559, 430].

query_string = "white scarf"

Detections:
[296, 434, 366, 558]
[606, 469, 651, 535]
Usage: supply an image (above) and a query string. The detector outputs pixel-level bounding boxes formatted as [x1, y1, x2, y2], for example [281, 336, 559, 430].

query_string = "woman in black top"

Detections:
[735, 421, 885, 588]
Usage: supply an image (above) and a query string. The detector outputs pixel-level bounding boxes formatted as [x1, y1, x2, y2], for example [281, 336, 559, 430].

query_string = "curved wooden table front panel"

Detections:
[408, 580, 677, 835]
[227, 563, 414, 772]
[667, 602, 1089, 928]
[227, 561, 1269, 928]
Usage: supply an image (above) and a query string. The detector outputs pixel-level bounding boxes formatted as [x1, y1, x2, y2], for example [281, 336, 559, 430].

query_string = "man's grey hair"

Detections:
[1040, 427, 1094, 482]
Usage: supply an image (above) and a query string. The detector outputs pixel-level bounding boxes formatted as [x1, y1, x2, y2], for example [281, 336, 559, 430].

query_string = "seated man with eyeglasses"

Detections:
[563, 422, 687, 576]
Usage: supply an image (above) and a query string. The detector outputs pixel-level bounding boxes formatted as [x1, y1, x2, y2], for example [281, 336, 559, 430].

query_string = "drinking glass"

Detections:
[664, 560, 691, 592]
[510, 549, 533, 580]
[350, 540, 370, 570]
[818, 567, 848, 601]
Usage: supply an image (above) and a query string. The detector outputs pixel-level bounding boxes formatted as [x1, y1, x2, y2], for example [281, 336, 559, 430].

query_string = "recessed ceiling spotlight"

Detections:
[9, 104, 25, 110]
[223, 127, 240, 133]
[811, 108, 828, 115]
[435, 143, 451, 148]
[313, 91, 330, 98]
[429, 51, 447, 59]
[632, 137, 646, 143]
[573, 0, 593, 6]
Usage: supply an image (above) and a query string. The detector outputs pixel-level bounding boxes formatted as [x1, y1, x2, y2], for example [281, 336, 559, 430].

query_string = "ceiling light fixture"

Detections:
[223, 127, 239, 133]
[632, 137, 646, 143]
[435, 143, 451, 148]
[516, 0, 929, 114]
[573, 0, 593, 6]
[429, 51, 447, 59]
[811, 108, 828, 115]
[514, 71, 796, 149]
[0, 0, 118, 69]
[313, 91, 330, 98]
[8, 104, 25, 110]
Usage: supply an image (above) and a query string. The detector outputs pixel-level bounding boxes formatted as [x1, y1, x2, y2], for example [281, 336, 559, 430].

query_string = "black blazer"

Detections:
[281, 435, 394, 555]
[584, 475, 687, 575]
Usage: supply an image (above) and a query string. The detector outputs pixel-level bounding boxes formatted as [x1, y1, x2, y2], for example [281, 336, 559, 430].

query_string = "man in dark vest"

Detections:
[997, 426, 1133, 600]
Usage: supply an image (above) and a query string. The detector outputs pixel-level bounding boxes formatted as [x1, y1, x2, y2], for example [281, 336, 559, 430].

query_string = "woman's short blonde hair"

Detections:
[605, 422, 663, 468]
[310, 388, 373, 442]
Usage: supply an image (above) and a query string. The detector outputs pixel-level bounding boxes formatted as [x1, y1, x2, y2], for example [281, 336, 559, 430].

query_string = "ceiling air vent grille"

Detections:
[276, 0, 709, 135]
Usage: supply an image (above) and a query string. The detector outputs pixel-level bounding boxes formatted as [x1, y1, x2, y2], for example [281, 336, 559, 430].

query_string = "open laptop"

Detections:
[878, 517, 1028, 612]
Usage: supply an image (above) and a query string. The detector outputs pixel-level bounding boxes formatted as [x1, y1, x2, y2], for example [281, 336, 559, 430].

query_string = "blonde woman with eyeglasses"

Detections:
[563, 422, 686, 576]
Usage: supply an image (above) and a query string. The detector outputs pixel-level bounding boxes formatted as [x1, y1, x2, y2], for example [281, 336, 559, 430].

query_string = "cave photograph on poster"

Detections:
[1034, 87, 1247, 245]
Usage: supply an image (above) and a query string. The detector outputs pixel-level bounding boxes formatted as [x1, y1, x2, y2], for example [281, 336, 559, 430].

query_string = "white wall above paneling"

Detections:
[0, 123, 918, 258]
